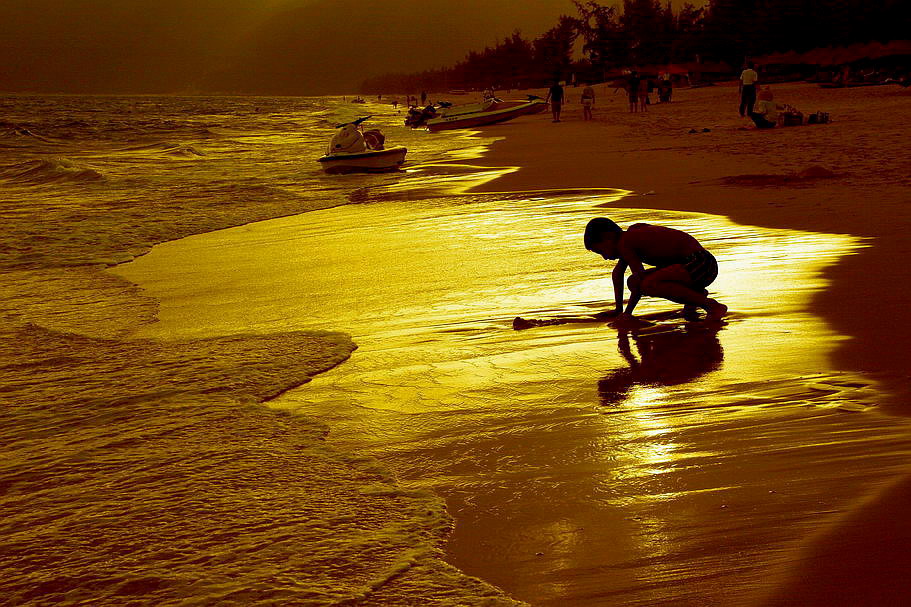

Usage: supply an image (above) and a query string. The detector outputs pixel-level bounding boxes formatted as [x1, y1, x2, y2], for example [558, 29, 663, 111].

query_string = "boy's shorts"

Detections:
[582, 98, 593, 107]
[681, 249, 718, 288]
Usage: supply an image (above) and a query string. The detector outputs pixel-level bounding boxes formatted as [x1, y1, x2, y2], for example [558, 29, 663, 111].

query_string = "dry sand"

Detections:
[468, 80, 911, 604]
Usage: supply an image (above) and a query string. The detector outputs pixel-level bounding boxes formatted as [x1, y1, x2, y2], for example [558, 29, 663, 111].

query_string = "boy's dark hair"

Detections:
[584, 217, 622, 250]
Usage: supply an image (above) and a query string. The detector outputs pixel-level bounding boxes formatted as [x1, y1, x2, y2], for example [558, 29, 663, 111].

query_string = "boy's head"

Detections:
[584, 217, 623, 259]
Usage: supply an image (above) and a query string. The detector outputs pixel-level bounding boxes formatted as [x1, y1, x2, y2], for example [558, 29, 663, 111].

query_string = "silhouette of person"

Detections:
[597, 324, 724, 407]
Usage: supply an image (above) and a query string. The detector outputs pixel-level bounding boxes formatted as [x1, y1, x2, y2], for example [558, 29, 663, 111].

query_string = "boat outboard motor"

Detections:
[363, 129, 385, 150]
[327, 123, 366, 155]
[405, 106, 424, 127]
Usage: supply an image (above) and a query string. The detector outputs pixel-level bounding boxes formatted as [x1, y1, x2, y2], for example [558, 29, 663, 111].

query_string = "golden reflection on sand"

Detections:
[112, 182, 911, 606]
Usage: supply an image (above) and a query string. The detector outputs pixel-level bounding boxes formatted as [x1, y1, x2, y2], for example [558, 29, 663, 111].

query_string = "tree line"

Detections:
[360, 0, 908, 94]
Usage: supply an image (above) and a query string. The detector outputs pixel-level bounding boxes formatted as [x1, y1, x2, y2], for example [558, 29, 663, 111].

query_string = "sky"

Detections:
[0, 1, 702, 95]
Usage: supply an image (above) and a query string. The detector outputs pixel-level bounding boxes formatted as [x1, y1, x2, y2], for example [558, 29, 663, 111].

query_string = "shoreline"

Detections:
[470, 80, 911, 412]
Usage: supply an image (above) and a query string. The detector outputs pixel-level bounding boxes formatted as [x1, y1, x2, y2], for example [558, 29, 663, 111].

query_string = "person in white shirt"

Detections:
[749, 87, 780, 129]
[581, 83, 596, 121]
[739, 61, 759, 117]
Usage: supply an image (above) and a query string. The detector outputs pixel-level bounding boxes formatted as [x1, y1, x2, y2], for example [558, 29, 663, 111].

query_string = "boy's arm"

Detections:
[617, 242, 645, 316]
[610, 259, 628, 314]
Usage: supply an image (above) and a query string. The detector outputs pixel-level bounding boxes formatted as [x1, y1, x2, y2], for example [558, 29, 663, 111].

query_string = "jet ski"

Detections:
[318, 116, 407, 173]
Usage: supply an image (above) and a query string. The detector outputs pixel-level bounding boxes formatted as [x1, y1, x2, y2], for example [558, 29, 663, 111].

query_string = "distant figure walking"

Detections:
[581, 83, 596, 120]
[546, 80, 565, 122]
[749, 87, 780, 129]
[584, 217, 727, 322]
[420, 91, 427, 105]
[627, 71, 640, 113]
[739, 61, 759, 117]
[638, 77, 649, 112]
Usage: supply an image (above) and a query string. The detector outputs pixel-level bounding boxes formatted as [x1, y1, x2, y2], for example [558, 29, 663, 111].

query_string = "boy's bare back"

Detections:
[619, 223, 703, 266]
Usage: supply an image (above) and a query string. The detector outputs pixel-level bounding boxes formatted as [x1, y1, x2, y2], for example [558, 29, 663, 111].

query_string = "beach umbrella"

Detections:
[884, 40, 911, 57]
[755, 50, 803, 66]
[840, 43, 868, 64]
[800, 46, 839, 66]
[663, 64, 691, 75]
[858, 41, 891, 60]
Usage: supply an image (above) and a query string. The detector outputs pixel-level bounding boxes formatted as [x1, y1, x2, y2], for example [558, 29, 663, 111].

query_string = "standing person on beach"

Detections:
[739, 62, 759, 117]
[638, 77, 649, 112]
[584, 217, 727, 322]
[627, 71, 640, 113]
[581, 83, 595, 120]
[545, 80, 565, 122]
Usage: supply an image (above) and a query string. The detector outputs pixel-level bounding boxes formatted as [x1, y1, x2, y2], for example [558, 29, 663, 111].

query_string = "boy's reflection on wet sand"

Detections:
[598, 324, 724, 407]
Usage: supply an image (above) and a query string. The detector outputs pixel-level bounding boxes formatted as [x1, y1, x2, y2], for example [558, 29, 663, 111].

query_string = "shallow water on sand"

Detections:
[0, 95, 523, 605]
[116, 182, 911, 605]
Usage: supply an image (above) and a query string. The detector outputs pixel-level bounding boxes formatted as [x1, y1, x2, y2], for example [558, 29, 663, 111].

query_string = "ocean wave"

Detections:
[0, 158, 104, 184]
[117, 142, 206, 157]
[0, 123, 55, 144]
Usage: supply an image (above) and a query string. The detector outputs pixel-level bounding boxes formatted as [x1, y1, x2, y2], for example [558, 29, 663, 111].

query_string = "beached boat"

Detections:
[318, 116, 407, 173]
[318, 146, 406, 173]
[424, 97, 547, 132]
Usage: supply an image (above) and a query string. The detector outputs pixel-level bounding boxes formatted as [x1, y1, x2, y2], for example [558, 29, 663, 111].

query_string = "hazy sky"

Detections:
[0, 1, 701, 94]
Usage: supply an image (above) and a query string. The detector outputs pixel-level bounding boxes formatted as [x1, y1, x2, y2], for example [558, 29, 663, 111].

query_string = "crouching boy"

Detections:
[584, 217, 728, 322]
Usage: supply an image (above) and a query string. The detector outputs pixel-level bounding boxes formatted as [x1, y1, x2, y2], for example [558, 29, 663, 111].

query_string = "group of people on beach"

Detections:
[543, 79, 598, 122]
[739, 61, 794, 129]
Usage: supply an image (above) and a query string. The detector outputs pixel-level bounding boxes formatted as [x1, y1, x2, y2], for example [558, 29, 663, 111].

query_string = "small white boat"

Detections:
[318, 146, 407, 173]
[318, 116, 407, 173]
[425, 97, 547, 132]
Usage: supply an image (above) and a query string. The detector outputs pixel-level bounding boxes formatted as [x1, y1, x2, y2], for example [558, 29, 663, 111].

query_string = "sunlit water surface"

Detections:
[0, 95, 524, 606]
[116, 184, 911, 606]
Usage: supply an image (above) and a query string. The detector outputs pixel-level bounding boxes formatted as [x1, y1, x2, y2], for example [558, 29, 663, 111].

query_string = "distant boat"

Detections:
[424, 97, 547, 132]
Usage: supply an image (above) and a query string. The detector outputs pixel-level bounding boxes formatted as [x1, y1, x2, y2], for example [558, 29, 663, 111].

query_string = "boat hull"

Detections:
[318, 147, 407, 173]
[426, 100, 547, 131]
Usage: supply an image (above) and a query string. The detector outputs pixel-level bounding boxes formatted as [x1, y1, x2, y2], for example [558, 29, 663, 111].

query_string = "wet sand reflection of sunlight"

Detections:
[114, 184, 911, 607]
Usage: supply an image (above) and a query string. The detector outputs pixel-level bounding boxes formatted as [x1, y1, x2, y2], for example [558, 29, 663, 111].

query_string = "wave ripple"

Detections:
[0, 159, 104, 184]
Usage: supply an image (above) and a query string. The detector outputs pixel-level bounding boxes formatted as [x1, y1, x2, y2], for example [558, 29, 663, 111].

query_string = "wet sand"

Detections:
[101, 81, 911, 605]
[464, 81, 911, 603]
[115, 98, 911, 607]
[474, 81, 911, 410]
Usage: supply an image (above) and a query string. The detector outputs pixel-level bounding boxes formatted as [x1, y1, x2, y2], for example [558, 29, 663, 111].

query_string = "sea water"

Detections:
[0, 95, 519, 605]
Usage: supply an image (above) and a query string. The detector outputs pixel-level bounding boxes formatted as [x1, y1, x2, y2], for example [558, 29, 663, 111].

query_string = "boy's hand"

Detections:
[611, 313, 652, 329]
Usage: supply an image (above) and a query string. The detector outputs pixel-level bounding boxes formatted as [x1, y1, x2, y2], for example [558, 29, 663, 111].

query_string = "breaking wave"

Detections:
[118, 142, 206, 157]
[0, 158, 104, 184]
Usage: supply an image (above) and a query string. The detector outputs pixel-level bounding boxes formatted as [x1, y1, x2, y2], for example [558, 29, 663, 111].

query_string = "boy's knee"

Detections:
[635, 274, 658, 294]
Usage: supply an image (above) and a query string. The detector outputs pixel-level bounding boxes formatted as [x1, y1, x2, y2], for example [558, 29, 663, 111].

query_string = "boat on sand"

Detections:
[318, 116, 407, 173]
[405, 96, 547, 131]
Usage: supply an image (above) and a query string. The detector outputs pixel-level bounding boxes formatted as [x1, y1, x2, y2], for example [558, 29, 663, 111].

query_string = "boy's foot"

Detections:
[682, 304, 701, 321]
[705, 301, 728, 322]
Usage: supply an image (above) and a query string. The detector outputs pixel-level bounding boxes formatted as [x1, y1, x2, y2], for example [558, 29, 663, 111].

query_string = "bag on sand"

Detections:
[780, 105, 804, 127]
[807, 111, 830, 125]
